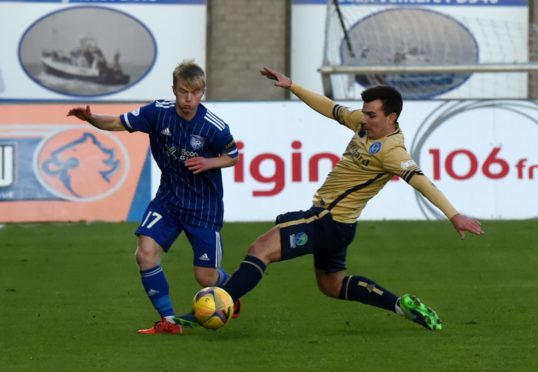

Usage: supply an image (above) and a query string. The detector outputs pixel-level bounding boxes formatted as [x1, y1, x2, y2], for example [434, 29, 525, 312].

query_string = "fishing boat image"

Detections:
[41, 37, 129, 85]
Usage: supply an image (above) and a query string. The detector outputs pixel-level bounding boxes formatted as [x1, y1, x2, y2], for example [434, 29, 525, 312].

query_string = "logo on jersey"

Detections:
[161, 128, 171, 136]
[400, 159, 417, 170]
[190, 135, 205, 151]
[369, 142, 382, 154]
[350, 143, 371, 167]
[289, 232, 308, 248]
[35, 128, 128, 202]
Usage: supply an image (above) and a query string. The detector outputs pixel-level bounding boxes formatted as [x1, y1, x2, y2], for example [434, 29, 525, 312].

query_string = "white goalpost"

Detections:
[321, 0, 538, 100]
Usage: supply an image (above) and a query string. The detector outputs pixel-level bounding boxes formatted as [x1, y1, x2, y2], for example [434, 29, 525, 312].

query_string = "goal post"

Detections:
[321, 0, 538, 100]
[320, 62, 538, 100]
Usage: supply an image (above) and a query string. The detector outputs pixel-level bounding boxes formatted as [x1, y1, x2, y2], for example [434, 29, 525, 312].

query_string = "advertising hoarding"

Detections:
[0, 0, 206, 101]
[3, 100, 536, 222]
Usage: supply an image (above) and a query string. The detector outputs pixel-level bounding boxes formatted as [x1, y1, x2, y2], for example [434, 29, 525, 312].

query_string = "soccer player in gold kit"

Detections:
[222, 67, 483, 331]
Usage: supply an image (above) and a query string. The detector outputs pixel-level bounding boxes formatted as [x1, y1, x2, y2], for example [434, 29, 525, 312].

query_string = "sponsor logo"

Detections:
[411, 101, 538, 219]
[35, 128, 129, 202]
[161, 128, 171, 136]
[147, 289, 159, 297]
[198, 253, 210, 261]
[165, 144, 178, 160]
[289, 232, 308, 248]
[349, 142, 371, 168]
[400, 159, 417, 170]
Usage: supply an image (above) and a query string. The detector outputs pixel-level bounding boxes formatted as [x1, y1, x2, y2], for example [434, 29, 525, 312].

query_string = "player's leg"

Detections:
[185, 227, 230, 287]
[135, 200, 182, 334]
[223, 207, 329, 303]
[316, 268, 400, 311]
[312, 216, 402, 312]
[314, 241, 441, 330]
[221, 225, 280, 301]
[174, 226, 231, 327]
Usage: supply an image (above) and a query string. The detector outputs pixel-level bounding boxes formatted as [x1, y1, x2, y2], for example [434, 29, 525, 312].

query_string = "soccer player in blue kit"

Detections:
[67, 60, 239, 334]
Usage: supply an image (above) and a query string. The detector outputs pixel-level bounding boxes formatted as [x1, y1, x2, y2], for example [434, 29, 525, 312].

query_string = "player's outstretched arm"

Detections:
[67, 105, 125, 131]
[260, 66, 292, 88]
[260, 66, 336, 120]
[450, 214, 484, 239]
[409, 175, 484, 239]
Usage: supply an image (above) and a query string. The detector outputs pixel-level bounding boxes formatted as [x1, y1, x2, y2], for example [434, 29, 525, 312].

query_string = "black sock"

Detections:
[223, 255, 267, 301]
[338, 275, 398, 312]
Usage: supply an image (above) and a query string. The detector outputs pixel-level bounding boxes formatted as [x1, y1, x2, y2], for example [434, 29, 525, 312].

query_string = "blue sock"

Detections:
[223, 255, 266, 301]
[215, 268, 230, 287]
[338, 275, 398, 312]
[140, 265, 174, 318]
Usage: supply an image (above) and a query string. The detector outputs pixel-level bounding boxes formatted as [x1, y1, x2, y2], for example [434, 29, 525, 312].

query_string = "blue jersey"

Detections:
[120, 100, 238, 230]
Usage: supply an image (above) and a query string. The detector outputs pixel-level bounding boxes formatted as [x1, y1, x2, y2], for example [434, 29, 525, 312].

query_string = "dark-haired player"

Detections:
[67, 60, 238, 334]
[219, 67, 484, 331]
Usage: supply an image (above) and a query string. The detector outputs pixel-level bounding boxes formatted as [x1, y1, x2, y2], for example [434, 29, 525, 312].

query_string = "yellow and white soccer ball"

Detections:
[192, 287, 234, 330]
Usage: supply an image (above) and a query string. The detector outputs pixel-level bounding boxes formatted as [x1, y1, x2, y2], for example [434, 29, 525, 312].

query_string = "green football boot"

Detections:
[173, 313, 199, 328]
[398, 294, 442, 331]
[173, 299, 241, 328]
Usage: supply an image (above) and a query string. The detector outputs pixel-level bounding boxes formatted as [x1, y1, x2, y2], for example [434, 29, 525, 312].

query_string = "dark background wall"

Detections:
[206, 0, 290, 100]
[205, 0, 538, 100]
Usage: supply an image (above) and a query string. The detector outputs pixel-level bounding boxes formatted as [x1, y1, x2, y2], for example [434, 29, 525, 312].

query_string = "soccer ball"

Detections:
[192, 287, 234, 330]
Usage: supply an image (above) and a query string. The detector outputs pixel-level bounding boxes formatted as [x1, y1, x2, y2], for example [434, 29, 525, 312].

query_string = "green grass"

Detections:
[1, 221, 537, 372]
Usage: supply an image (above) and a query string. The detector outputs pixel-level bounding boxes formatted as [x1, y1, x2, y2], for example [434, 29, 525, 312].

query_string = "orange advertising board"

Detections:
[0, 103, 151, 222]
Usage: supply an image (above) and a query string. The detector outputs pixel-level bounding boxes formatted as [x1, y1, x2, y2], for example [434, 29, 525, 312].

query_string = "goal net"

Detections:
[322, 0, 538, 100]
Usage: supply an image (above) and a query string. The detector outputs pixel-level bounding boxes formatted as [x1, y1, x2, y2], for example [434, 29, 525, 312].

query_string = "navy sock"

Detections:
[223, 255, 266, 301]
[338, 275, 398, 312]
[140, 265, 174, 318]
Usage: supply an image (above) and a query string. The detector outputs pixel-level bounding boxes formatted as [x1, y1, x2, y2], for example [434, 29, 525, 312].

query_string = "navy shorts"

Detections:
[135, 199, 223, 268]
[276, 207, 356, 272]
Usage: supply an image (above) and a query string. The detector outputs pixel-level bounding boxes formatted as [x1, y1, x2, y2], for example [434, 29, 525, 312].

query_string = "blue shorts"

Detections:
[135, 199, 223, 268]
[276, 207, 356, 273]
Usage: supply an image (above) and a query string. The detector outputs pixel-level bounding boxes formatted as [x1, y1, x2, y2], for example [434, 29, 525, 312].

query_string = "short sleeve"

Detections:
[120, 101, 156, 133]
[333, 104, 363, 133]
[383, 144, 424, 182]
[212, 126, 238, 159]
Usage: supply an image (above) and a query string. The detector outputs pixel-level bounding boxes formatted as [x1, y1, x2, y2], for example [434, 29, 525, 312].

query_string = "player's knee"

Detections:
[194, 267, 218, 287]
[247, 242, 275, 263]
[246, 229, 281, 263]
[196, 276, 215, 287]
[317, 283, 339, 298]
[135, 242, 161, 269]
[316, 276, 343, 298]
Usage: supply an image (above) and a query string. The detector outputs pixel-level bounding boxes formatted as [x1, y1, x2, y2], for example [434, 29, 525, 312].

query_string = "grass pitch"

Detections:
[1, 220, 537, 372]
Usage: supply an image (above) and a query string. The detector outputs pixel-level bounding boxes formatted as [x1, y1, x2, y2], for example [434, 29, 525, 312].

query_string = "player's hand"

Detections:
[450, 214, 484, 239]
[260, 66, 292, 88]
[185, 157, 211, 174]
[67, 105, 93, 122]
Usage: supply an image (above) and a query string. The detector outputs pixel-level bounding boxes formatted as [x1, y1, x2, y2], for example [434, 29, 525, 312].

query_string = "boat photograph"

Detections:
[18, 6, 156, 97]
[41, 37, 129, 86]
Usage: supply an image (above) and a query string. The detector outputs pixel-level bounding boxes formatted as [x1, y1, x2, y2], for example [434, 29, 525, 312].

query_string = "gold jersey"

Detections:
[290, 82, 458, 224]
[312, 104, 422, 223]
